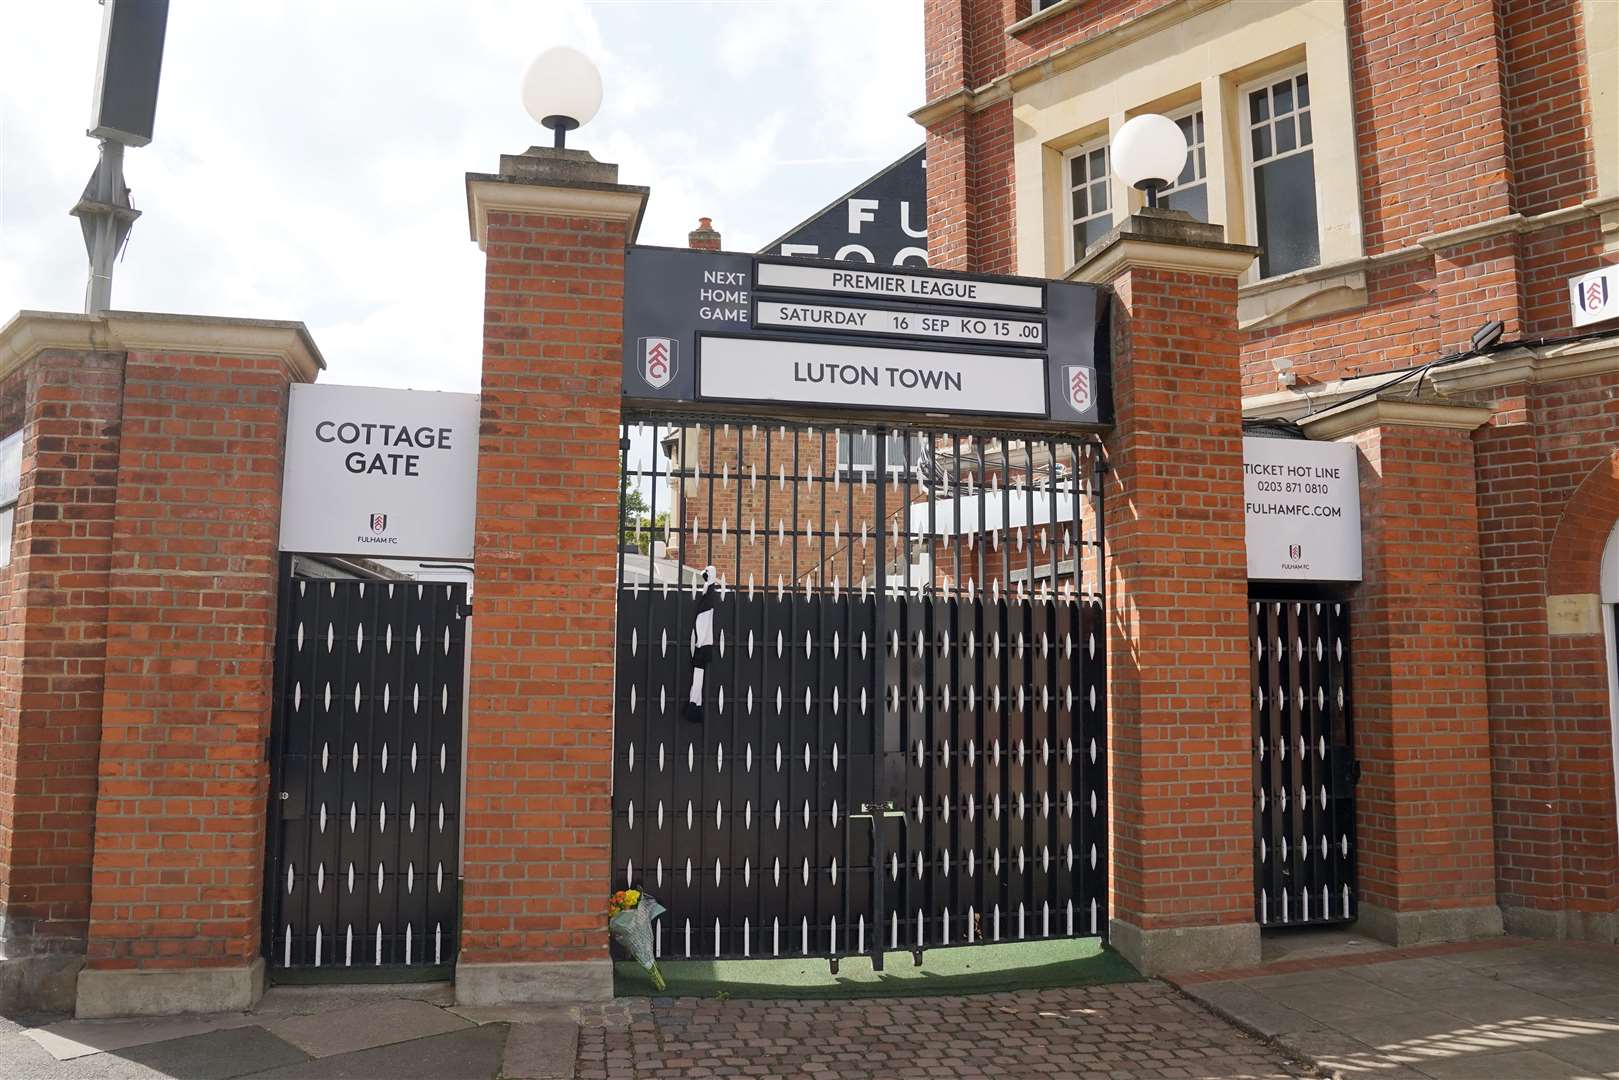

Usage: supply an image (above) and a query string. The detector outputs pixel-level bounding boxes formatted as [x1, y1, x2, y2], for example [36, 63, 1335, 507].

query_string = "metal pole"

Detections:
[85, 139, 124, 313]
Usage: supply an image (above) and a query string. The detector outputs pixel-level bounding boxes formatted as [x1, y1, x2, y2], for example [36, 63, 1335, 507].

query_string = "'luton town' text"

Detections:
[792, 361, 963, 392]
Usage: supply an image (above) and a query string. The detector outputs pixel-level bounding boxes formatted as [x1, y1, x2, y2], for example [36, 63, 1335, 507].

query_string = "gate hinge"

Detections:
[619, 437, 632, 451]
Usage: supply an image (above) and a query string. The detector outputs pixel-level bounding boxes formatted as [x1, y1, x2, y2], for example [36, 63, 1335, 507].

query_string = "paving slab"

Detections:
[250, 1022, 507, 1080]
[450, 1005, 579, 1026]
[1416, 1047, 1595, 1079]
[0, 1028, 172, 1080]
[254, 981, 456, 1017]
[25, 1010, 262, 1060]
[118, 1024, 311, 1079]
[1322, 1007, 1476, 1046]
[501, 1020, 578, 1079]
[263, 996, 472, 1058]
[1427, 985, 1582, 1025]
[1181, 939, 1619, 1080]
[1181, 981, 1328, 1037]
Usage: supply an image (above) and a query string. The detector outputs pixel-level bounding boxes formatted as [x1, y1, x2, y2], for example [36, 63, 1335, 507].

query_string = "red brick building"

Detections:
[0, 1, 1614, 1019]
[916, 0, 1617, 945]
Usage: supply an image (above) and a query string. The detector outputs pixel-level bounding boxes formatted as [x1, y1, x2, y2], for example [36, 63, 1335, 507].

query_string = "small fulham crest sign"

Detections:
[640, 336, 677, 390]
[1569, 265, 1619, 328]
[1065, 365, 1094, 414]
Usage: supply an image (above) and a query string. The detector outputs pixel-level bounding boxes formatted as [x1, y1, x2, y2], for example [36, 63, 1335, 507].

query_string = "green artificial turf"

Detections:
[614, 937, 1141, 999]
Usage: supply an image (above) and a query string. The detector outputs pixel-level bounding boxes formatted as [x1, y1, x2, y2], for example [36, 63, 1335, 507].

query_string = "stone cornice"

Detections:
[1298, 395, 1495, 441]
[0, 309, 325, 384]
[1245, 335, 1619, 421]
[466, 175, 649, 251]
[911, 0, 1231, 127]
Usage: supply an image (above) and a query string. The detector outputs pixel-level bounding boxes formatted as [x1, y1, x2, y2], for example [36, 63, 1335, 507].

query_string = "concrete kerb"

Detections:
[73, 958, 266, 1019]
[1354, 903, 1504, 948]
[454, 960, 614, 1006]
[1108, 918, 1262, 976]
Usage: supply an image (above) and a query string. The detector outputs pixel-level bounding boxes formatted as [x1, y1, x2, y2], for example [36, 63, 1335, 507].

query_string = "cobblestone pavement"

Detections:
[577, 982, 1314, 1079]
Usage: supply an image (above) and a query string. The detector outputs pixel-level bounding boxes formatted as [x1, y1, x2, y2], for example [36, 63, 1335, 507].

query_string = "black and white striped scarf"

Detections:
[685, 565, 717, 724]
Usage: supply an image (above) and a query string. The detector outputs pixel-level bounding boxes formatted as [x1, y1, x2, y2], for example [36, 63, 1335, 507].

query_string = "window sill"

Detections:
[1237, 261, 1368, 333]
[1008, 0, 1083, 36]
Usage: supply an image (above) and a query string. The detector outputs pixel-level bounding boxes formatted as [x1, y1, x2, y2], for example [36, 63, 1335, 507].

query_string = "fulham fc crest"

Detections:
[639, 336, 677, 390]
[1579, 276, 1610, 314]
[1064, 365, 1094, 414]
[370, 513, 388, 535]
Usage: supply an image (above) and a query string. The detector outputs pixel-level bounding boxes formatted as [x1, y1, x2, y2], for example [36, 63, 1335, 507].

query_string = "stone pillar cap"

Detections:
[466, 146, 649, 250]
[0, 309, 325, 384]
[1068, 208, 1259, 283]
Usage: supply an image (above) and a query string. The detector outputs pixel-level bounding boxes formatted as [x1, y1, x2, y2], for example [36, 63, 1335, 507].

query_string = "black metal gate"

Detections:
[1251, 597, 1356, 928]
[265, 574, 468, 974]
[613, 417, 1106, 964]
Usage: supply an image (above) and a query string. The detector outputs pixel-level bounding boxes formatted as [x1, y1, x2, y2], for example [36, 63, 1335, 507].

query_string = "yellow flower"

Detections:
[623, 889, 640, 906]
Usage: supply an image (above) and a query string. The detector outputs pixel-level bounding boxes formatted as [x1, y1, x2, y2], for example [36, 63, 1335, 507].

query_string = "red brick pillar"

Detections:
[1302, 396, 1503, 944]
[76, 315, 321, 1017]
[1073, 211, 1261, 974]
[456, 148, 646, 1004]
[0, 312, 321, 1017]
[0, 336, 124, 1010]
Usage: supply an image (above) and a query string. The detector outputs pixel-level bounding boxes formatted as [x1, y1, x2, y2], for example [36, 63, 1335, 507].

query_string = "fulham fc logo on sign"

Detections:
[640, 337, 677, 390]
[1064, 365, 1094, 414]
[1580, 277, 1610, 314]
[1570, 266, 1619, 327]
[1289, 544, 1302, 560]
[370, 513, 388, 535]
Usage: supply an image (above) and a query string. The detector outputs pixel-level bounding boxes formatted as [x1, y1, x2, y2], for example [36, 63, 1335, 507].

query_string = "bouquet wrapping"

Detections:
[608, 889, 666, 991]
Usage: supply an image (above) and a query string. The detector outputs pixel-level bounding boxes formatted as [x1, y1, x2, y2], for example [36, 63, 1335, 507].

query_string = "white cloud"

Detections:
[0, 1, 923, 393]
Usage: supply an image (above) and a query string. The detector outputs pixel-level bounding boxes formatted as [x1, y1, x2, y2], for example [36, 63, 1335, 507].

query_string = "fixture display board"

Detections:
[279, 383, 480, 559]
[621, 247, 1110, 424]
[1244, 437, 1362, 582]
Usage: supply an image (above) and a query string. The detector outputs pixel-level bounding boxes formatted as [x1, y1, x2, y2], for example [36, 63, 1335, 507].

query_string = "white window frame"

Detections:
[836, 431, 926, 477]
[1159, 102, 1210, 220]
[1062, 137, 1113, 269]
[1239, 63, 1320, 281]
[0, 429, 21, 571]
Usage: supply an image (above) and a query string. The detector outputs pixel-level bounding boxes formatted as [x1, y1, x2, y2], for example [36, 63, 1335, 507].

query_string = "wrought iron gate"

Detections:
[1251, 597, 1356, 928]
[613, 417, 1106, 964]
[265, 574, 468, 974]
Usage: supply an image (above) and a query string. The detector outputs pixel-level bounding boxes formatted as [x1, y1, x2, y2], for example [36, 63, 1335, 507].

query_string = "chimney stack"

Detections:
[687, 216, 721, 251]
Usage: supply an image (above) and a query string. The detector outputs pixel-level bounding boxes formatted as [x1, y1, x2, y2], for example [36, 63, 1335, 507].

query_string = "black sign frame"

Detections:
[622, 245, 1112, 429]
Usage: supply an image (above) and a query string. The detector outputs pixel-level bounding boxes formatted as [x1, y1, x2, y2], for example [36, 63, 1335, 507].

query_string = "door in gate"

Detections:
[1251, 597, 1357, 927]
[265, 575, 468, 974]
[612, 418, 1107, 963]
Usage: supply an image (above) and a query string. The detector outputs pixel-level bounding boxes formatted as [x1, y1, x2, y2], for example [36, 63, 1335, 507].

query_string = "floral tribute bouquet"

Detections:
[608, 888, 667, 990]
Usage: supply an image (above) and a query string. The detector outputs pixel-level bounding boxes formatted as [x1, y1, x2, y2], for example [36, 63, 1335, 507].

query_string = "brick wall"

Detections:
[1101, 260, 1253, 935]
[461, 207, 633, 965]
[0, 351, 123, 956]
[1348, 421, 1496, 915]
[920, 0, 1619, 937]
[86, 349, 295, 970]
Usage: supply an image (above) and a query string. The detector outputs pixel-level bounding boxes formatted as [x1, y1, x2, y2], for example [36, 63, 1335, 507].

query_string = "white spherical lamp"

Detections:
[521, 46, 603, 149]
[1111, 114, 1188, 207]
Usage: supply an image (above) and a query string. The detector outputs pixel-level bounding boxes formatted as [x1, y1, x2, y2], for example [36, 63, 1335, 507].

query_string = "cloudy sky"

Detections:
[0, 1, 924, 392]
